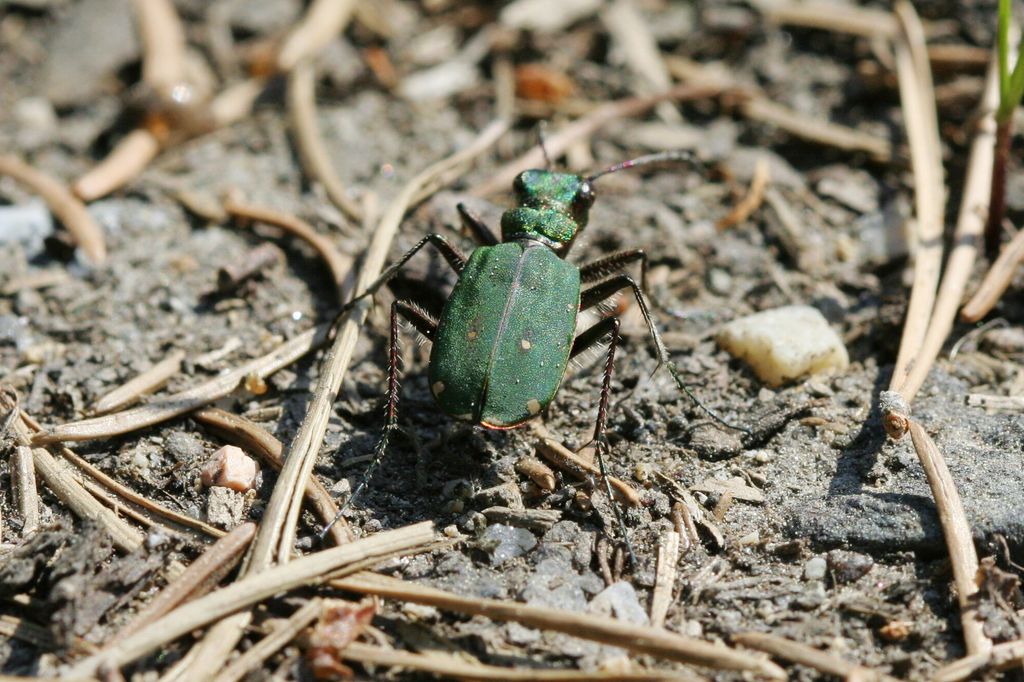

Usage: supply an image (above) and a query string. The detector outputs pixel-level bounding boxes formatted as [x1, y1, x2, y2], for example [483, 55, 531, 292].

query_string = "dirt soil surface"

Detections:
[1, 0, 1023, 680]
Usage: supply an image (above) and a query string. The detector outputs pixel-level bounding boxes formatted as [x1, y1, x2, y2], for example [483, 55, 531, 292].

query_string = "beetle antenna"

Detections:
[537, 122, 554, 169]
[586, 150, 695, 183]
[319, 423, 398, 542]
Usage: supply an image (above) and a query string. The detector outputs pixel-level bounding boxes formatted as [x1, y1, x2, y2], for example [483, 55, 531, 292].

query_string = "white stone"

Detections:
[716, 305, 849, 387]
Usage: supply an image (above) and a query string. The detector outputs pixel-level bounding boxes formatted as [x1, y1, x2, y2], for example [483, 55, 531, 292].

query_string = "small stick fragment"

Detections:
[20, 409, 222, 540]
[711, 491, 734, 522]
[217, 243, 285, 292]
[11, 445, 39, 535]
[960, 224, 1024, 321]
[531, 426, 640, 506]
[72, 129, 162, 203]
[671, 502, 696, 553]
[965, 393, 1024, 410]
[758, 0, 899, 38]
[276, 0, 358, 72]
[332, 572, 785, 679]
[650, 530, 679, 628]
[212, 598, 323, 682]
[908, 421, 990, 656]
[287, 60, 364, 223]
[93, 350, 186, 414]
[133, 0, 187, 91]
[69, 522, 436, 675]
[223, 197, 352, 295]
[733, 632, 898, 681]
[716, 157, 770, 231]
[33, 324, 330, 444]
[515, 456, 556, 491]
[110, 522, 256, 642]
[740, 98, 892, 162]
[0, 154, 106, 263]
[342, 642, 693, 681]
[933, 638, 1024, 682]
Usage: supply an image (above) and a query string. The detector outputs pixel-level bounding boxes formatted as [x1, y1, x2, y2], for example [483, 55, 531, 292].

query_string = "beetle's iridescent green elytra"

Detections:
[428, 240, 580, 428]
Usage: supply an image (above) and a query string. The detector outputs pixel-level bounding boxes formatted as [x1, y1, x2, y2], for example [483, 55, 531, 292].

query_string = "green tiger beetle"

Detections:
[322, 149, 744, 561]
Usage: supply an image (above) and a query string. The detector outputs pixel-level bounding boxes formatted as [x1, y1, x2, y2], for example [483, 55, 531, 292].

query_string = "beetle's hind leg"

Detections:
[579, 275, 749, 434]
[570, 316, 637, 566]
[320, 300, 438, 540]
[457, 202, 500, 246]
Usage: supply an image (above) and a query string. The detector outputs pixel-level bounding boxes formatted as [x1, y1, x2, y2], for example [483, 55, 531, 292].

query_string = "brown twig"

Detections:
[287, 60, 364, 223]
[933, 638, 1024, 682]
[93, 350, 186, 414]
[342, 641, 698, 681]
[908, 421, 990, 656]
[0, 402, 143, 553]
[193, 407, 351, 546]
[222, 196, 352, 295]
[32, 324, 331, 444]
[471, 84, 722, 197]
[265, 119, 508, 567]
[716, 157, 770, 231]
[20, 409, 223, 540]
[68, 522, 436, 675]
[331, 572, 785, 679]
[887, 55, 1000, 423]
[0, 154, 107, 263]
[275, 0, 358, 73]
[530, 423, 640, 506]
[11, 445, 40, 535]
[961, 223, 1024, 321]
[72, 129, 163, 203]
[882, 1, 947, 436]
[732, 632, 898, 681]
[211, 598, 323, 682]
[109, 523, 256, 642]
[132, 0, 186, 92]
[756, 0, 899, 38]
[965, 393, 1024, 410]
[650, 530, 680, 628]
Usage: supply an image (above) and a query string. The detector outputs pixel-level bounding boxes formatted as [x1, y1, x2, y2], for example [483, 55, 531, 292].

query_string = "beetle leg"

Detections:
[579, 275, 750, 435]
[457, 202, 500, 246]
[569, 316, 636, 566]
[578, 249, 648, 291]
[331, 233, 466, 327]
[320, 300, 438, 540]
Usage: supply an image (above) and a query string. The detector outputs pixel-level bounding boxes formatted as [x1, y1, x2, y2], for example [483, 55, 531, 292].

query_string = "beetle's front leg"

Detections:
[332, 233, 465, 326]
[457, 202, 499, 246]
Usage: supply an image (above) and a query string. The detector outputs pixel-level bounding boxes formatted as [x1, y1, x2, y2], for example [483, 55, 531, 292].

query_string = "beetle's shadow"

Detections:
[827, 365, 891, 498]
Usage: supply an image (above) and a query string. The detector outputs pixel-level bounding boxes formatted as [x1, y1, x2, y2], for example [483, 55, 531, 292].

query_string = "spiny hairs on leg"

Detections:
[319, 422, 398, 542]
[666, 362, 751, 434]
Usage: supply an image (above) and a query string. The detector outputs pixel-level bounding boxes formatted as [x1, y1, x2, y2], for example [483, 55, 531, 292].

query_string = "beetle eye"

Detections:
[574, 182, 595, 209]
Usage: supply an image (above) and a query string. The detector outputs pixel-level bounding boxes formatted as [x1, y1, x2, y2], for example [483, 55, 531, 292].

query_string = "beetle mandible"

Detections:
[325, 150, 741, 555]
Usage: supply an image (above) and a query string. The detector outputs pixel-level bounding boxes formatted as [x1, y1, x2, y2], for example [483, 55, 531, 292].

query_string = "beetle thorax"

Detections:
[500, 169, 596, 246]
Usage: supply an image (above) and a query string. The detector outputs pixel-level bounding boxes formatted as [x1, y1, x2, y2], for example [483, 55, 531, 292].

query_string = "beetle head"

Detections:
[500, 169, 595, 245]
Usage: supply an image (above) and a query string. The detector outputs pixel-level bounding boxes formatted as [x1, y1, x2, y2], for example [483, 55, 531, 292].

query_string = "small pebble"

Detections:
[827, 549, 874, 583]
[717, 305, 849, 387]
[479, 523, 536, 566]
[707, 268, 733, 296]
[588, 582, 648, 625]
[804, 556, 827, 581]
[200, 445, 260, 493]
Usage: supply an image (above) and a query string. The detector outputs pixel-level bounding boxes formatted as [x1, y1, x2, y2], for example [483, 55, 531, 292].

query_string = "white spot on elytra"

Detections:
[521, 339, 531, 350]
[467, 330, 478, 340]
[527, 399, 541, 415]
[432, 381, 445, 396]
